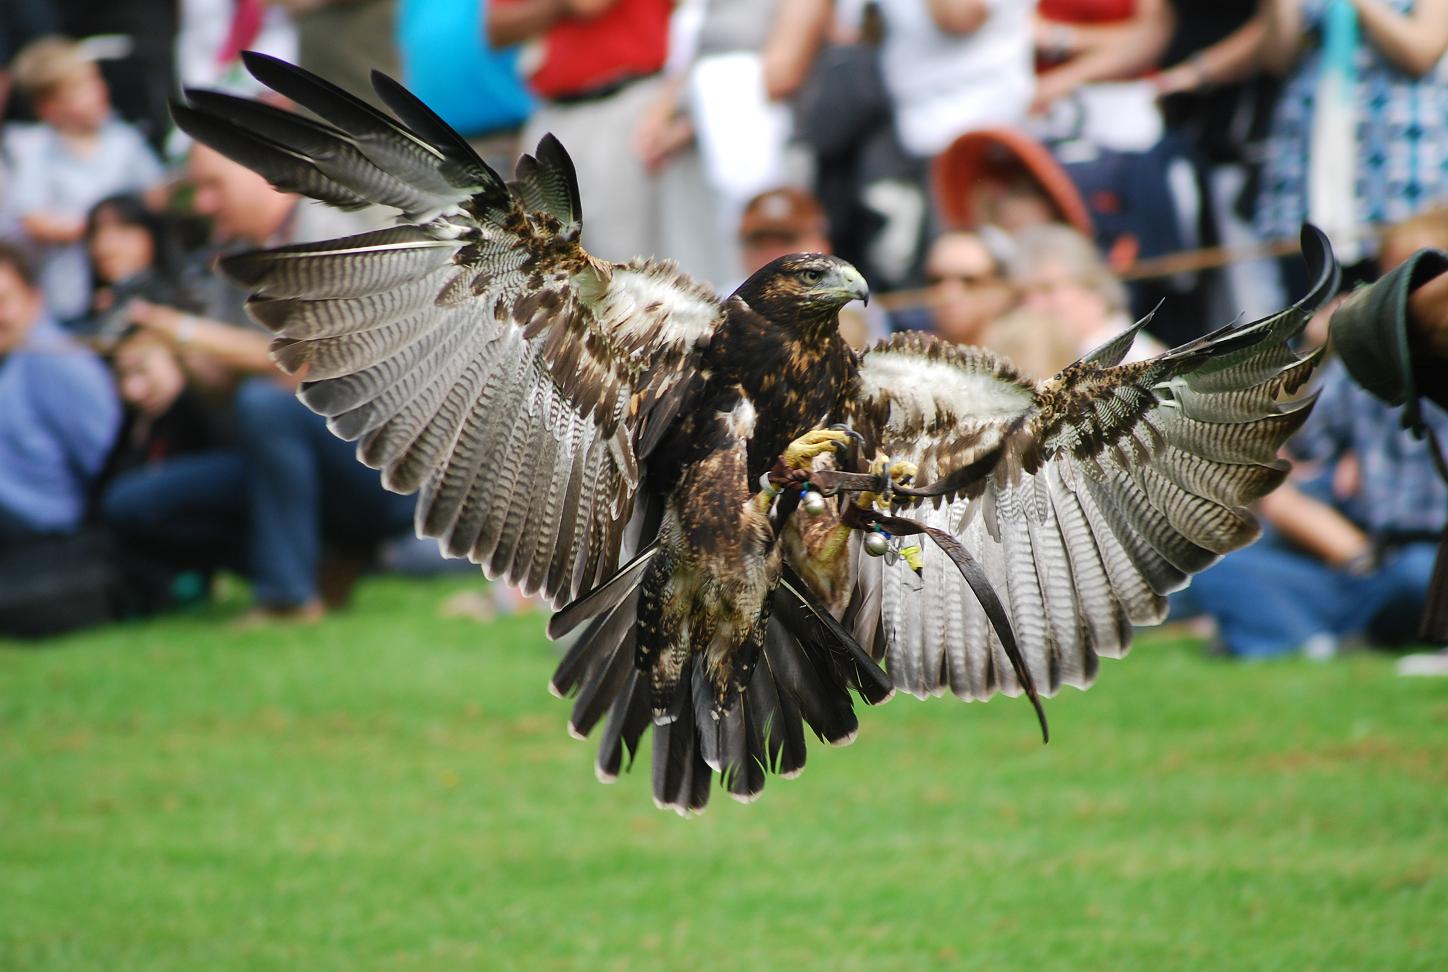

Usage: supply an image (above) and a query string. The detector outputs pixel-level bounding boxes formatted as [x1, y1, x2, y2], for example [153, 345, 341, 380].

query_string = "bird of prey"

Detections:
[174, 54, 1338, 814]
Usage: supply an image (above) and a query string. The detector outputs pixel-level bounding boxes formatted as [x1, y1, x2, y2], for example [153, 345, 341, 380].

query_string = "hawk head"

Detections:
[733, 253, 870, 333]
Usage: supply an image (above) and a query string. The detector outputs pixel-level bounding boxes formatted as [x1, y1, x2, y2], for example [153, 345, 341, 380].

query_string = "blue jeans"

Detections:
[1181, 524, 1437, 657]
[101, 450, 248, 571]
[234, 379, 416, 607]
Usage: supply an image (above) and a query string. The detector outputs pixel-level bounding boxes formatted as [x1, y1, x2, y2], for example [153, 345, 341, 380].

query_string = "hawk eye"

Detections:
[803, 268, 824, 283]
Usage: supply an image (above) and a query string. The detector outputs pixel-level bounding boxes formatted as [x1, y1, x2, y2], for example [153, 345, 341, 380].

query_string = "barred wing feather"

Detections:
[173, 53, 724, 606]
[842, 226, 1338, 702]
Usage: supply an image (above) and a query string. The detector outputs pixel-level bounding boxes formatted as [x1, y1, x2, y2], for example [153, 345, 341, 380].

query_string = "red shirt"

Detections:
[1039, 0, 1135, 24]
[501, 0, 670, 100]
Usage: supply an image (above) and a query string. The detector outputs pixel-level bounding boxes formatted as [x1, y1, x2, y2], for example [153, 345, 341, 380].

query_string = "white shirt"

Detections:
[876, 0, 1034, 158]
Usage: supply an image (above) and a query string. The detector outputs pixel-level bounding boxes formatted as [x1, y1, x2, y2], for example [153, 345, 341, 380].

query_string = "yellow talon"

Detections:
[861, 455, 919, 510]
[782, 428, 852, 470]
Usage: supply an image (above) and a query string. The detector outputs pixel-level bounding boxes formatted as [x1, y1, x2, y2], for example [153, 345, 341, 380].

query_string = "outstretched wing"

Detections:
[836, 226, 1339, 702]
[173, 53, 723, 606]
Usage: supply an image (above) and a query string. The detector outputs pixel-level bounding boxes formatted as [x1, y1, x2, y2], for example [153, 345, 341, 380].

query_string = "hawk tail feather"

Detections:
[549, 563, 893, 813]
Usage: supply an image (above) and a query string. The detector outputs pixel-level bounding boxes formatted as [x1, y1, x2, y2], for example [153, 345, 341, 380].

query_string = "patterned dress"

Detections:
[1256, 0, 1448, 246]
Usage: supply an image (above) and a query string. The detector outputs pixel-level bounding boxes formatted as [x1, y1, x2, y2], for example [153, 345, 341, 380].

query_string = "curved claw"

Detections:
[826, 423, 864, 466]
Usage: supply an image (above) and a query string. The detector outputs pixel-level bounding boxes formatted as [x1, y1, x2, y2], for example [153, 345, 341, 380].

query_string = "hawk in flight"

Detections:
[175, 54, 1338, 813]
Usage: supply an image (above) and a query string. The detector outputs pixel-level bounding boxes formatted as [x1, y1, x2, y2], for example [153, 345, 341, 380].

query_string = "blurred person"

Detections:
[98, 327, 243, 603]
[0, 1, 58, 121]
[1008, 223, 1165, 362]
[636, 0, 831, 287]
[121, 142, 413, 621]
[738, 186, 833, 275]
[1152, 6, 1287, 326]
[1032, 0, 1175, 113]
[1378, 206, 1448, 271]
[52, 1, 181, 148]
[174, 0, 298, 96]
[1327, 236, 1448, 672]
[1257, 0, 1448, 271]
[978, 307, 1080, 381]
[275, 0, 398, 107]
[1183, 359, 1447, 660]
[488, 0, 672, 263]
[0, 242, 120, 542]
[75, 194, 197, 339]
[737, 186, 880, 348]
[890, 229, 1015, 348]
[398, 0, 533, 174]
[792, 1, 924, 289]
[857, 1, 1033, 285]
[873, 0, 1033, 159]
[934, 128, 1099, 246]
[6, 36, 164, 323]
[1302, 207, 1448, 346]
[1184, 224, 1448, 661]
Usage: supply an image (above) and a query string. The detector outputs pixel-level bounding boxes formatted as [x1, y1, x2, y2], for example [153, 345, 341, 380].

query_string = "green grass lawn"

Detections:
[2, 576, 1445, 971]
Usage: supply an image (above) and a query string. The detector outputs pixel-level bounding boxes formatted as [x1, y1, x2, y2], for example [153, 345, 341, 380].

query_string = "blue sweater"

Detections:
[0, 318, 120, 532]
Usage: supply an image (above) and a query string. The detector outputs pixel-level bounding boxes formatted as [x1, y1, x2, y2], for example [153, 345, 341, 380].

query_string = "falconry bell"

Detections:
[800, 489, 828, 517]
[863, 531, 890, 557]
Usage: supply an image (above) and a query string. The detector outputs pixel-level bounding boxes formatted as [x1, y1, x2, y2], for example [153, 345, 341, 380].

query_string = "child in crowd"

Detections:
[77, 193, 196, 338]
[6, 37, 163, 324]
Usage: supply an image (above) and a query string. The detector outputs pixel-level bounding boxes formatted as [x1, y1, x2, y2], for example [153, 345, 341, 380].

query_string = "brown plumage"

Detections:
[174, 54, 1339, 815]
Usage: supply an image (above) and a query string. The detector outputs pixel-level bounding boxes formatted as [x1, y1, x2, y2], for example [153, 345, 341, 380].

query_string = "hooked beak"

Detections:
[837, 264, 870, 305]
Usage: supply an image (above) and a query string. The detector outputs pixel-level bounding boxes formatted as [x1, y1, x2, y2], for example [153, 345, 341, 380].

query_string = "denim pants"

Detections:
[233, 379, 416, 607]
[101, 448, 248, 571]
[1179, 524, 1437, 657]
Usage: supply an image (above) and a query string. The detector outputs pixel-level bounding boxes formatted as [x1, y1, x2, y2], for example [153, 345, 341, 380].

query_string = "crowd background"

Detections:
[0, 0, 1446, 669]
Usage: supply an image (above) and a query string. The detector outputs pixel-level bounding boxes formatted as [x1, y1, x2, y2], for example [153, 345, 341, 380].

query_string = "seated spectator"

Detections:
[99, 327, 242, 595]
[889, 229, 1014, 348]
[977, 307, 1080, 381]
[738, 186, 881, 349]
[934, 128, 1095, 239]
[0, 242, 120, 542]
[739, 186, 834, 273]
[6, 36, 163, 324]
[75, 193, 196, 339]
[1184, 358, 1448, 660]
[119, 143, 414, 622]
[1008, 223, 1165, 362]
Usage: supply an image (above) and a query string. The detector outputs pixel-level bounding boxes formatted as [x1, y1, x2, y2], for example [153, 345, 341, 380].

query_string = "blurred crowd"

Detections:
[1, 0, 1446, 666]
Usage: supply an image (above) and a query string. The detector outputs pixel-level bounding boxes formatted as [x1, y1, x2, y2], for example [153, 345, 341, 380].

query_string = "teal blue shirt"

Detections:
[398, 0, 534, 138]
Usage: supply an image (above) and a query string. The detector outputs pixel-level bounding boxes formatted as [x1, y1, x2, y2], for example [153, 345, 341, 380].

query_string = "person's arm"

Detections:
[8, 146, 84, 243]
[1349, 0, 1448, 78]
[762, 0, 833, 100]
[20, 212, 85, 244]
[128, 299, 279, 377]
[487, 0, 619, 47]
[1258, 482, 1374, 567]
[929, 0, 992, 36]
[1033, 0, 1175, 110]
[1408, 266, 1448, 357]
[633, 74, 693, 172]
[1155, 14, 1267, 95]
[1259, 0, 1307, 76]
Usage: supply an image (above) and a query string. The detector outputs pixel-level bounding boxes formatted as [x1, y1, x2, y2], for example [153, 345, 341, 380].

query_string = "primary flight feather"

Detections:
[174, 54, 1338, 814]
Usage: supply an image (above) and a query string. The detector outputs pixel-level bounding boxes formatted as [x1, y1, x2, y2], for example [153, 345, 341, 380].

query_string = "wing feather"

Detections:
[177, 59, 728, 606]
[832, 227, 1339, 706]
